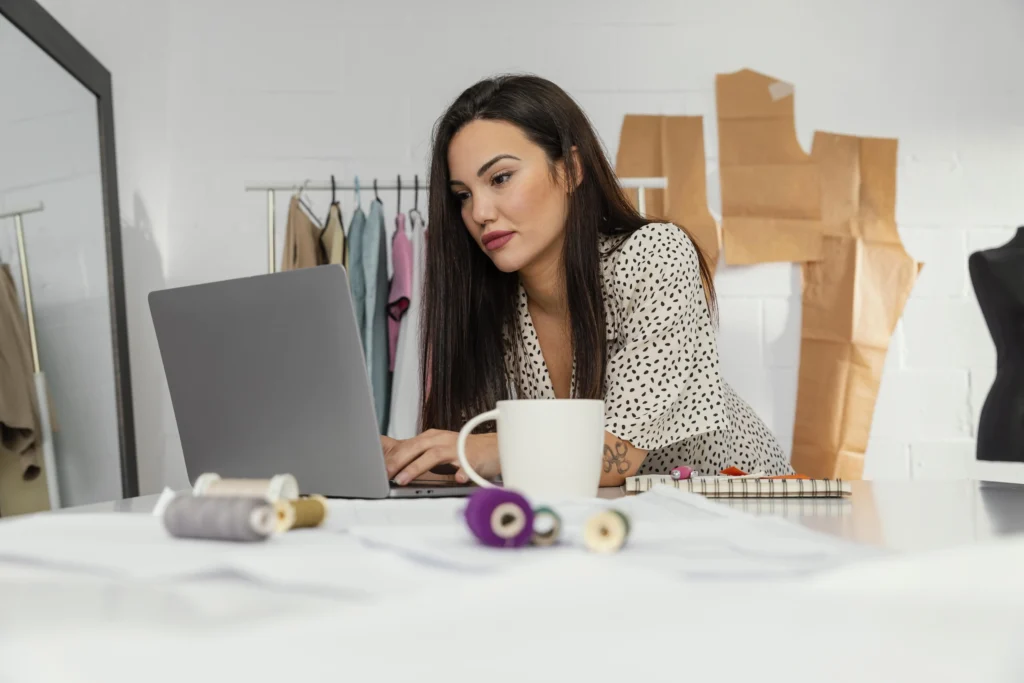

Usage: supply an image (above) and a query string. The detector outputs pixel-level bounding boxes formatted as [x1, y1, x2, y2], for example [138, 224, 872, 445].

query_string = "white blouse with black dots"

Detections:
[505, 222, 792, 477]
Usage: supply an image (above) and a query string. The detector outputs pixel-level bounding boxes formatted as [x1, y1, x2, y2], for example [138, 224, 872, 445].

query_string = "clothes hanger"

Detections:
[354, 176, 362, 210]
[409, 174, 423, 226]
[373, 178, 380, 204]
[322, 175, 343, 233]
[396, 175, 402, 216]
[295, 179, 322, 226]
[321, 174, 345, 262]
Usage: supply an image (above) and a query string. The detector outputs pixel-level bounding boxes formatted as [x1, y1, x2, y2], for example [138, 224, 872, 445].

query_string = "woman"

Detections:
[381, 74, 790, 487]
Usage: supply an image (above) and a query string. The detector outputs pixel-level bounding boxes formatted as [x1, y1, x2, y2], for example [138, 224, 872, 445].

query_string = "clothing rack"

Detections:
[245, 178, 419, 274]
[618, 177, 667, 217]
[244, 176, 668, 274]
[0, 202, 61, 510]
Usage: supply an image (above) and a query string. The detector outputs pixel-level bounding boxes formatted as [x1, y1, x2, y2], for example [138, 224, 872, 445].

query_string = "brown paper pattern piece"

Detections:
[791, 133, 920, 479]
[716, 69, 823, 265]
[615, 115, 720, 268]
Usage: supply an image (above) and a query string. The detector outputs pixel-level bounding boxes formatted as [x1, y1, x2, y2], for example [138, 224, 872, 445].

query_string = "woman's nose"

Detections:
[471, 193, 498, 227]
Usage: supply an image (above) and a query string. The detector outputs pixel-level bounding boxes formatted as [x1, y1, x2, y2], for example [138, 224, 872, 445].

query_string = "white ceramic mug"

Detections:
[456, 399, 606, 500]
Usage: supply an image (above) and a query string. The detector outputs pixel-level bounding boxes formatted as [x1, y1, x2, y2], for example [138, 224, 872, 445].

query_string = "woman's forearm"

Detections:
[599, 431, 646, 487]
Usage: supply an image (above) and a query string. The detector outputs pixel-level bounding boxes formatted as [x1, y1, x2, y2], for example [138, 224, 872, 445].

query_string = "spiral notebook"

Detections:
[625, 475, 852, 498]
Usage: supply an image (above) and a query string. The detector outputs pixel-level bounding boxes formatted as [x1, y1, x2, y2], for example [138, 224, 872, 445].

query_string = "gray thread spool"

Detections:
[162, 494, 278, 542]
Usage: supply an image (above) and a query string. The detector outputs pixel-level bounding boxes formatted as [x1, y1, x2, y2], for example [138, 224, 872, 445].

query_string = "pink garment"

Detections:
[387, 214, 413, 372]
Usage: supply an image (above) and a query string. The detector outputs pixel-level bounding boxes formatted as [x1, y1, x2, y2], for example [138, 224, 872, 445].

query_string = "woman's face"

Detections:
[448, 119, 569, 274]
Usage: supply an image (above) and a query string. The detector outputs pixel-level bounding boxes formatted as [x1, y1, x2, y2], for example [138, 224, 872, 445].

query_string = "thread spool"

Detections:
[671, 466, 694, 481]
[584, 509, 631, 554]
[193, 472, 299, 502]
[287, 495, 328, 529]
[162, 494, 294, 542]
[530, 506, 562, 547]
[464, 488, 534, 548]
[272, 499, 296, 532]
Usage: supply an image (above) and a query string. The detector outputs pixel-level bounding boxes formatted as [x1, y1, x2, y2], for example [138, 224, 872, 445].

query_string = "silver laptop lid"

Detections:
[149, 265, 390, 498]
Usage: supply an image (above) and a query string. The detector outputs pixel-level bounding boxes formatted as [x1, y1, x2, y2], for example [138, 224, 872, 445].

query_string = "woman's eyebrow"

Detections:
[449, 154, 522, 186]
[476, 154, 520, 177]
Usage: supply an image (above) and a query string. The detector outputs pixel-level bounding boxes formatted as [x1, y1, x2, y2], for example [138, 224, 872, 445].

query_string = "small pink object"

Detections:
[671, 466, 694, 481]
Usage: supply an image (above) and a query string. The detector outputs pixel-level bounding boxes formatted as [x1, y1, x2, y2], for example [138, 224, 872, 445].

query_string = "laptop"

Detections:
[148, 264, 476, 499]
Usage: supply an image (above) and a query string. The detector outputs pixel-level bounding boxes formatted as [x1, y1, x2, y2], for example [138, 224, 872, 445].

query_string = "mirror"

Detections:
[0, 1, 136, 513]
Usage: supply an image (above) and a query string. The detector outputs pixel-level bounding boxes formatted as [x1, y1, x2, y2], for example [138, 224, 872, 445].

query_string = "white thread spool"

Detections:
[583, 509, 631, 554]
[193, 473, 300, 502]
[271, 499, 297, 532]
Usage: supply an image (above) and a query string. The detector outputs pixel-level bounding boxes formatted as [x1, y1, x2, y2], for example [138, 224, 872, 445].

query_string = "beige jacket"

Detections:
[281, 195, 325, 271]
[0, 264, 41, 478]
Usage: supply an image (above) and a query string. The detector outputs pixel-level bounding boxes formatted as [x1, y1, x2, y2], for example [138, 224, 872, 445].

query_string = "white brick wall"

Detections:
[36, 0, 1024, 492]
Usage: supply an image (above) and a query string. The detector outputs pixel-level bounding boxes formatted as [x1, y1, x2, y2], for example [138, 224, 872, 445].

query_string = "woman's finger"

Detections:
[383, 437, 424, 479]
[393, 447, 453, 486]
[379, 435, 398, 456]
[384, 431, 447, 479]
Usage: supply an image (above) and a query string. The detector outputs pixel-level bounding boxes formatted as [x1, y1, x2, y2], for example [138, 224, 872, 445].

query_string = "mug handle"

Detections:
[457, 409, 499, 488]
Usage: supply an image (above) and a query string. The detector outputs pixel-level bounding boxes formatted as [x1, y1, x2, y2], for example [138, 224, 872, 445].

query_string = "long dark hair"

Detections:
[420, 74, 716, 431]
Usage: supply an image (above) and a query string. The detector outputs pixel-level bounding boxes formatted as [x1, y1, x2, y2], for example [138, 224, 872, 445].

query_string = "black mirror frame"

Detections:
[0, 0, 139, 498]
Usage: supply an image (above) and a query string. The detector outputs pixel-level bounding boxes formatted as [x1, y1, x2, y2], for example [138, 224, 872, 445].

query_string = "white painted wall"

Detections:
[36, 0, 1024, 495]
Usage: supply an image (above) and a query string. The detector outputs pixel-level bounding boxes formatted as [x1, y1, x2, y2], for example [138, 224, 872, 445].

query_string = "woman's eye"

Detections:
[492, 171, 513, 186]
[454, 191, 470, 203]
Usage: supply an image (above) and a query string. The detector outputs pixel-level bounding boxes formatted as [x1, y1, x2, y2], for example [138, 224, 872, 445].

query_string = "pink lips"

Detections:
[482, 230, 515, 251]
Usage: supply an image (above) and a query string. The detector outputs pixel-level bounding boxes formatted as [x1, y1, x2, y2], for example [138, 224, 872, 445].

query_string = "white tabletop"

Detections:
[2, 480, 1023, 682]
[58, 479, 1024, 553]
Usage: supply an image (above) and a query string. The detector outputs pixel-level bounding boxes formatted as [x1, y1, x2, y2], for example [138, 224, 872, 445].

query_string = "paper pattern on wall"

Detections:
[715, 69, 823, 265]
[615, 115, 720, 268]
[791, 132, 920, 479]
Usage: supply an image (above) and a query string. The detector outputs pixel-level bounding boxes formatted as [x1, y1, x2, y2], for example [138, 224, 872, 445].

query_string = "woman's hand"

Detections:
[380, 430, 500, 485]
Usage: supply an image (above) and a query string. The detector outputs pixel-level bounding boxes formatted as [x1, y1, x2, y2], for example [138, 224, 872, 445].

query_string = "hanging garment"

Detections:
[281, 195, 323, 271]
[387, 213, 413, 372]
[320, 202, 347, 267]
[0, 430, 50, 517]
[363, 199, 392, 433]
[0, 264, 42, 480]
[388, 210, 426, 439]
[347, 206, 367, 344]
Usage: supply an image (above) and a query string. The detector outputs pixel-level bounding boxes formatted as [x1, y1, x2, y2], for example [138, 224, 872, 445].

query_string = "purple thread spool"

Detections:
[464, 488, 534, 548]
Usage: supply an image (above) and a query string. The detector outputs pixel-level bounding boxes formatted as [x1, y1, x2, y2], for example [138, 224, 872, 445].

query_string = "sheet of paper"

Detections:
[792, 133, 920, 479]
[0, 487, 877, 606]
[616, 114, 720, 268]
[0, 513, 452, 598]
[345, 487, 880, 580]
[716, 69, 824, 265]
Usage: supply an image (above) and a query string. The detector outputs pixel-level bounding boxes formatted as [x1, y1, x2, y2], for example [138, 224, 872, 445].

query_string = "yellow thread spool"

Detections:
[287, 495, 328, 529]
[583, 509, 630, 554]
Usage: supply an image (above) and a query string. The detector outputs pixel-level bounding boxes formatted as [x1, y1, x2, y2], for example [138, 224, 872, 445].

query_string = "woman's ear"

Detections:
[559, 145, 584, 192]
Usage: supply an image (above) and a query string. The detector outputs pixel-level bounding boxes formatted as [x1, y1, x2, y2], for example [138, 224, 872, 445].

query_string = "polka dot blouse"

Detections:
[505, 222, 792, 477]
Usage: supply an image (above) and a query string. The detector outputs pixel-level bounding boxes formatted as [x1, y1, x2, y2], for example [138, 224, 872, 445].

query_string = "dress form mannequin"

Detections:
[969, 226, 1024, 462]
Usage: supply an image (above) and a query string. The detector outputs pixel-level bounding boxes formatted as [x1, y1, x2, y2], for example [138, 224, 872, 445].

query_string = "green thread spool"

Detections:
[530, 506, 562, 546]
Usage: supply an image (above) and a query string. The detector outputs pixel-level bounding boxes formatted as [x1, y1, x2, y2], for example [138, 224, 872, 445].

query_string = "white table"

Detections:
[59, 479, 1024, 552]
[1, 481, 1023, 682]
